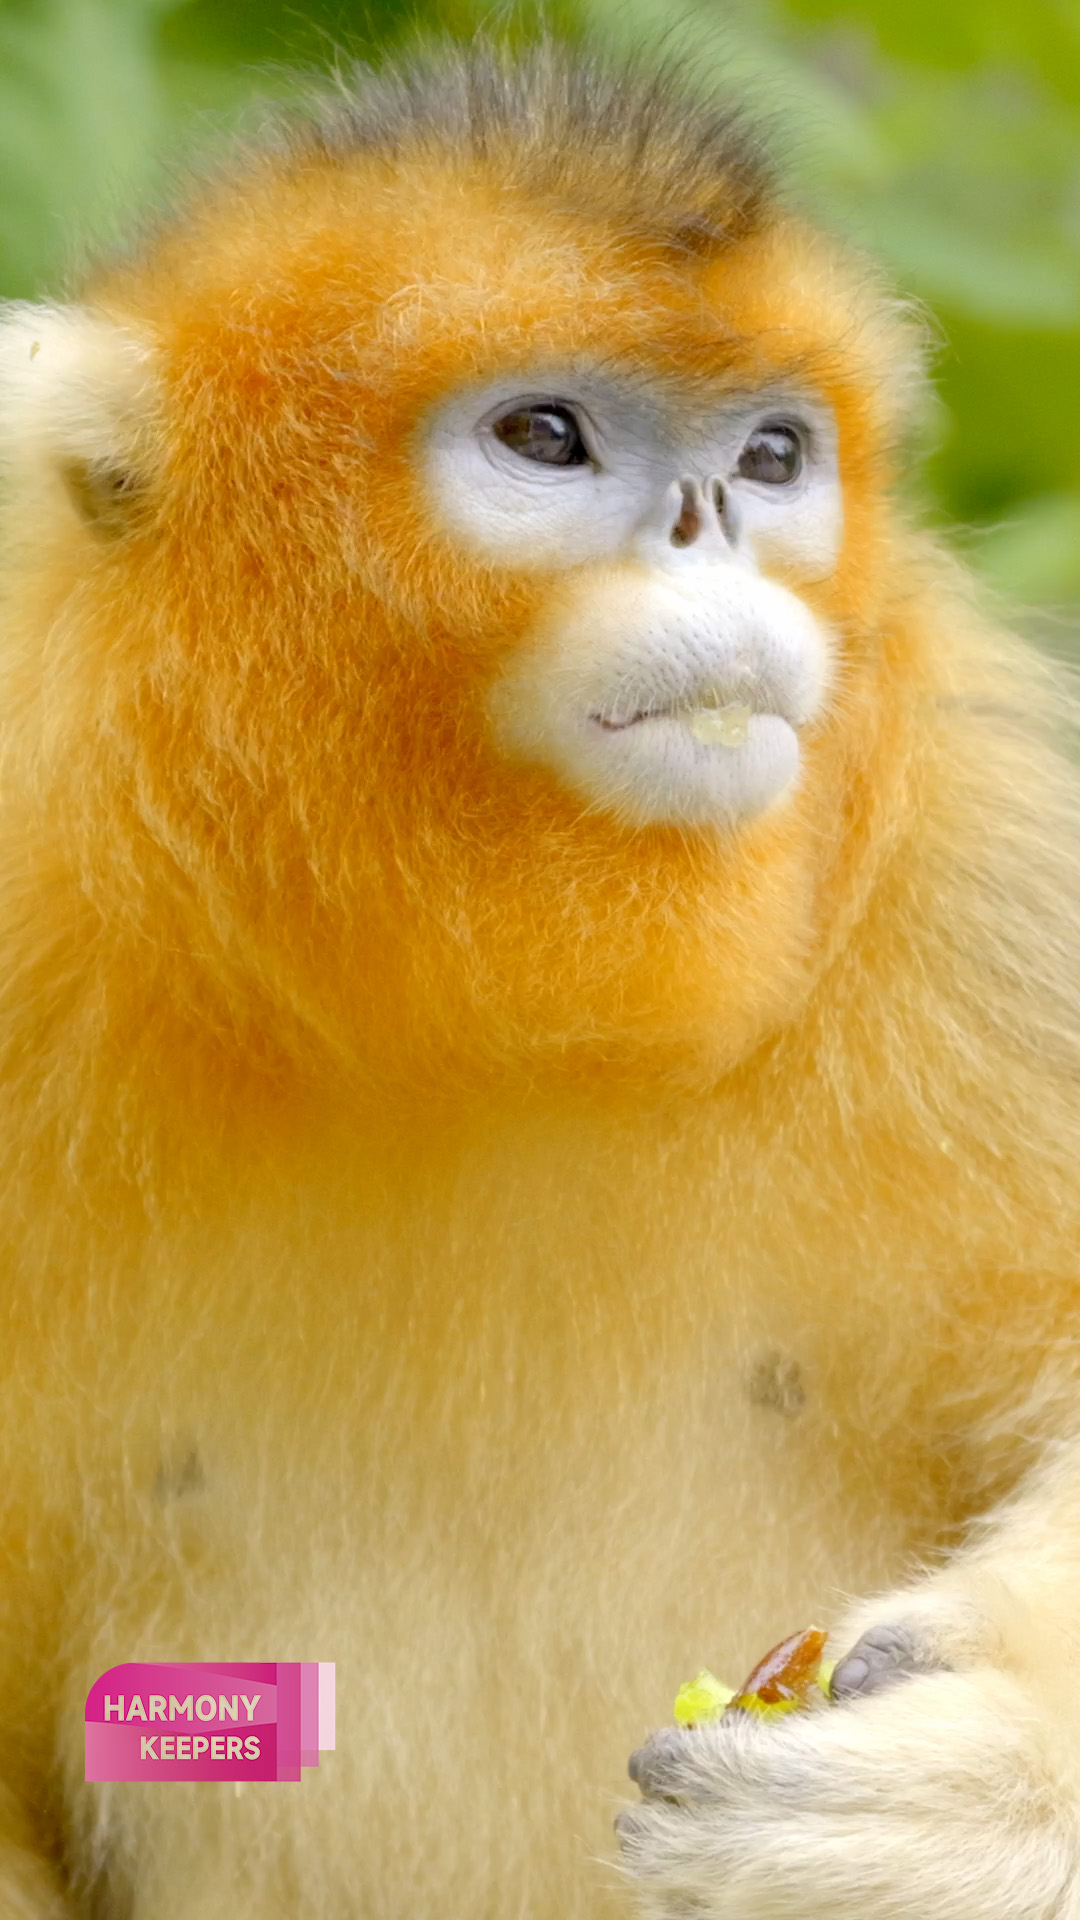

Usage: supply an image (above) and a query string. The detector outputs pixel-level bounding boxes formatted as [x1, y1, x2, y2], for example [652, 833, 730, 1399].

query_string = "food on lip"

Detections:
[687, 701, 752, 746]
[673, 1628, 834, 1726]
[596, 699, 755, 743]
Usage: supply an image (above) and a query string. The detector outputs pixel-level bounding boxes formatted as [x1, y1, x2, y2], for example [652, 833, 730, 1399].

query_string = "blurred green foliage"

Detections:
[0, 0, 1077, 615]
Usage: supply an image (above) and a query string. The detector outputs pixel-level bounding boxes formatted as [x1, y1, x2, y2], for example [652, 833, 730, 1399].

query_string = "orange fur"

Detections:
[0, 42, 1079, 1920]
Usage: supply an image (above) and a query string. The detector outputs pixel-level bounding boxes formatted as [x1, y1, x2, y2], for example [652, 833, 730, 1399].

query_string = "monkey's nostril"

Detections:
[670, 480, 701, 548]
[712, 478, 725, 516]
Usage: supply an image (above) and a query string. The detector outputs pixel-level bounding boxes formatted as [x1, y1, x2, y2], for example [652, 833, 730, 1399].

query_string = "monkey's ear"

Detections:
[0, 303, 160, 535]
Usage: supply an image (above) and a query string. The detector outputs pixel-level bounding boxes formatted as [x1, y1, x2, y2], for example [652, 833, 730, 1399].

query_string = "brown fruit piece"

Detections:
[729, 1626, 830, 1718]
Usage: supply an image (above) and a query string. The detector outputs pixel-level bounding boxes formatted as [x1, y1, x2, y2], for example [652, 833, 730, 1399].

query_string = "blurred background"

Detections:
[1, 0, 1077, 622]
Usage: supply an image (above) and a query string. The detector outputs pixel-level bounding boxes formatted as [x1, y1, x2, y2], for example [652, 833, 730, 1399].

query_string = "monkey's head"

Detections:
[0, 47, 928, 1095]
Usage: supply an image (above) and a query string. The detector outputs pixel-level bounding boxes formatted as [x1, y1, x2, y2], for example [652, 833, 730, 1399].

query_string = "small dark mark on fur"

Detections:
[153, 1448, 205, 1503]
[746, 1351, 806, 1418]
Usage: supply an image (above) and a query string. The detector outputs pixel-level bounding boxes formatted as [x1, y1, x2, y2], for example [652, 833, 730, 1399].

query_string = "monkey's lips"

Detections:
[582, 699, 803, 827]
[592, 698, 755, 747]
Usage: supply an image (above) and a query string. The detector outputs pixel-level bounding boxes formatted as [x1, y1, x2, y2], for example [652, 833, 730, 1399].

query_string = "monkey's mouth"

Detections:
[575, 697, 803, 826]
[591, 697, 756, 748]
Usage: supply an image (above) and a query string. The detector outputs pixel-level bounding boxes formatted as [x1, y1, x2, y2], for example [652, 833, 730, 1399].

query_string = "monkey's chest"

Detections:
[56, 1218, 962, 1920]
[138, 1294, 942, 1690]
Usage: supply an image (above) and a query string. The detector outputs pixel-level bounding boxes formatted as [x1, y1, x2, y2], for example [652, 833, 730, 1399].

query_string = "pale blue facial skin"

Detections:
[422, 370, 841, 828]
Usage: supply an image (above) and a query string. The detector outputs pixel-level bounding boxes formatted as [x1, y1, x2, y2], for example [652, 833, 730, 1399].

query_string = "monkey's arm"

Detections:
[617, 1432, 1080, 1920]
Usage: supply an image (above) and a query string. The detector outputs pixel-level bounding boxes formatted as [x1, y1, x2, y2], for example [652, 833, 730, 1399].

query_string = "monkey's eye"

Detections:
[492, 404, 591, 467]
[736, 423, 803, 486]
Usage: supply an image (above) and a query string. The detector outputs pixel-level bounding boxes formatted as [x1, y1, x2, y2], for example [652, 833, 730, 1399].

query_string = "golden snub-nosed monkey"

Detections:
[0, 38, 1078, 1920]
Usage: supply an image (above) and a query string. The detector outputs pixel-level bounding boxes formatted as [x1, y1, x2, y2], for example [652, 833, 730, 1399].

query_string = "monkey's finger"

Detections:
[831, 1620, 946, 1701]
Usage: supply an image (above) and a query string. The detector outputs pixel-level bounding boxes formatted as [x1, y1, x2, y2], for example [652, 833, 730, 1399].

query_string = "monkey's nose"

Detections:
[667, 477, 730, 550]
[633, 476, 735, 568]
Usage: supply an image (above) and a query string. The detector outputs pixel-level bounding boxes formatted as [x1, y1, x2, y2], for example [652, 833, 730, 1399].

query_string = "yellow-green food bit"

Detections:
[732, 1692, 801, 1719]
[817, 1659, 836, 1699]
[687, 702, 752, 748]
[673, 1670, 735, 1725]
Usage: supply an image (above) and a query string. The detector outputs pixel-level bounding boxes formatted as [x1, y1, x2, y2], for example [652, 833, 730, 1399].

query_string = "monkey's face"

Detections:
[1, 132, 921, 1086]
[425, 373, 839, 829]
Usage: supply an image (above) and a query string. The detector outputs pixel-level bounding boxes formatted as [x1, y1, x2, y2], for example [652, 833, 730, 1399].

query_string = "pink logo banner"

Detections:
[85, 1662, 335, 1782]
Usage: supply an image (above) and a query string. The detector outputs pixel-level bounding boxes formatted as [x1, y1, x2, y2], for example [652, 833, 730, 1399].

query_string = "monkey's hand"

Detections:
[616, 1585, 1080, 1920]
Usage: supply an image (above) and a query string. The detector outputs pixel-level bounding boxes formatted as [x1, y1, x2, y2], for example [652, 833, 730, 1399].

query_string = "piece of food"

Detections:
[673, 1628, 834, 1727]
[686, 702, 752, 747]
[673, 1670, 736, 1725]
[729, 1627, 831, 1717]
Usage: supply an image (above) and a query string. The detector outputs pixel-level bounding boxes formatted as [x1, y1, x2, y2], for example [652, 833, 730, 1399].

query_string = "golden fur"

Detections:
[1, 41, 1079, 1920]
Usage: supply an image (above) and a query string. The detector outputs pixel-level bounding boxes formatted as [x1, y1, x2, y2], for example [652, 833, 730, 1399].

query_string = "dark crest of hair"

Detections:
[288, 39, 774, 255]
